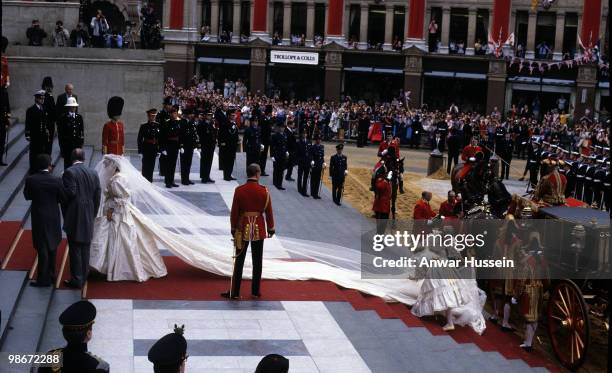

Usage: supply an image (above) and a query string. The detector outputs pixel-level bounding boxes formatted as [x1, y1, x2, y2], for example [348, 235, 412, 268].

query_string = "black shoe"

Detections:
[181, 182, 190, 186]
[276, 186, 286, 190]
[220, 292, 239, 300]
[30, 281, 50, 287]
[64, 280, 81, 289]
[207, 179, 215, 183]
[302, 193, 310, 197]
[261, 173, 269, 176]
[313, 195, 321, 199]
[224, 178, 232, 181]
[166, 184, 173, 188]
[251, 293, 261, 299]
[0, 162, 7, 166]
[285, 177, 295, 181]
[171, 183, 179, 187]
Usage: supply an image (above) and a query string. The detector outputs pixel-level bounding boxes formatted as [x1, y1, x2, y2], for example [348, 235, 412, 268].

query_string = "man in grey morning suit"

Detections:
[61, 148, 101, 288]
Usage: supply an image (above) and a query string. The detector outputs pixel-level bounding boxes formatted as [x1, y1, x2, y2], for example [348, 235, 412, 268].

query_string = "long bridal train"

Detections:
[89, 155, 486, 334]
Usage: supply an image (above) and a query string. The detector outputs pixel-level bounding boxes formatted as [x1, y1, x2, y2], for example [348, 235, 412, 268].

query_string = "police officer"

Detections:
[160, 105, 182, 188]
[198, 111, 216, 183]
[38, 300, 109, 373]
[179, 109, 200, 185]
[137, 108, 160, 182]
[157, 97, 173, 177]
[259, 105, 273, 176]
[309, 134, 325, 199]
[270, 123, 288, 190]
[296, 131, 312, 196]
[284, 119, 297, 182]
[329, 143, 348, 205]
[243, 115, 262, 174]
[147, 325, 188, 373]
[57, 97, 84, 171]
[25, 90, 52, 173]
[218, 109, 239, 181]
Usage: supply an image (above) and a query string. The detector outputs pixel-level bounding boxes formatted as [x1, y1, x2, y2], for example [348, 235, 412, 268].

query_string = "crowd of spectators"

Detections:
[162, 76, 609, 155]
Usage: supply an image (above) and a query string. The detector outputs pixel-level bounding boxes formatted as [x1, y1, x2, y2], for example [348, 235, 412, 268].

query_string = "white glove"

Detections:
[511, 297, 518, 305]
[344, 170, 348, 175]
[162, 150, 168, 156]
[323, 162, 327, 168]
[272, 157, 276, 162]
[260, 144, 264, 151]
[156, 153, 161, 157]
[179, 148, 185, 154]
[194, 149, 201, 159]
[311, 160, 314, 167]
[387, 171, 393, 180]
[138, 153, 143, 158]
[286, 151, 289, 157]
[382, 149, 388, 156]
[426, 219, 433, 225]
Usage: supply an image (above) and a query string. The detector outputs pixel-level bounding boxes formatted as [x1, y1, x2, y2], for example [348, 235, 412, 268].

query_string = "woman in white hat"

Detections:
[57, 96, 84, 171]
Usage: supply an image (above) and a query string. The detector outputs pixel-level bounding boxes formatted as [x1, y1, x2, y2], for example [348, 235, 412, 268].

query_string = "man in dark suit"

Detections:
[24, 154, 65, 287]
[25, 90, 52, 172]
[55, 83, 78, 117]
[446, 128, 461, 174]
[62, 148, 101, 288]
[41, 77, 56, 155]
[57, 97, 84, 171]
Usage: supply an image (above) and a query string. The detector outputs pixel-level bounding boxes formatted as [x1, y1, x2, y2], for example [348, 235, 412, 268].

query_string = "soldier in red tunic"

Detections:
[372, 167, 391, 234]
[413, 191, 437, 220]
[222, 163, 275, 299]
[461, 137, 483, 162]
[377, 132, 400, 159]
[102, 96, 125, 155]
[533, 157, 567, 206]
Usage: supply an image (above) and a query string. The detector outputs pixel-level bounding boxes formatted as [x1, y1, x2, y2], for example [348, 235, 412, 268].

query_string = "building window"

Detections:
[272, 2, 283, 44]
[515, 10, 528, 57]
[562, 13, 578, 58]
[392, 6, 405, 50]
[314, 3, 325, 43]
[535, 11, 556, 59]
[449, 8, 468, 54]
[201, 0, 212, 40]
[367, 5, 385, 50]
[348, 4, 360, 47]
[428, 7, 442, 52]
[475, 9, 488, 54]
[218, 0, 233, 43]
[290, 2, 307, 45]
[240, 1, 251, 41]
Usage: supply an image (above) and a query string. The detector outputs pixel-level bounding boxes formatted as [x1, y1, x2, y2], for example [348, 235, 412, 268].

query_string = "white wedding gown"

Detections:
[89, 155, 485, 334]
[90, 172, 168, 281]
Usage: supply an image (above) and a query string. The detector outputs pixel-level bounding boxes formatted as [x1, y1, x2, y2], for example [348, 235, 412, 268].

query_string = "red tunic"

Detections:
[102, 120, 125, 155]
[378, 140, 400, 158]
[438, 200, 456, 218]
[413, 199, 437, 220]
[1, 56, 9, 87]
[461, 145, 482, 161]
[372, 178, 391, 213]
[230, 179, 274, 241]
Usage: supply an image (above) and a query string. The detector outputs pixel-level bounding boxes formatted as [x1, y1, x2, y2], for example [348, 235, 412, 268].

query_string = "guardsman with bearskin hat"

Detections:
[102, 96, 125, 155]
[38, 300, 109, 372]
[137, 108, 160, 182]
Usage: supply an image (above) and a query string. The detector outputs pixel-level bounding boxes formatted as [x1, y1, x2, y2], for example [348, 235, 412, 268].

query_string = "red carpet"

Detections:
[0, 221, 22, 262]
[4, 230, 36, 271]
[86, 256, 560, 371]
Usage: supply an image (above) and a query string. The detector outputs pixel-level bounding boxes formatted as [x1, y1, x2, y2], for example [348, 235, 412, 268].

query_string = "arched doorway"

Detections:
[82, 1, 127, 33]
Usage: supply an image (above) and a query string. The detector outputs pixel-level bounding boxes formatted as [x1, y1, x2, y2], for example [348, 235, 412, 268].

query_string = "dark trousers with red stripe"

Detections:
[230, 240, 264, 297]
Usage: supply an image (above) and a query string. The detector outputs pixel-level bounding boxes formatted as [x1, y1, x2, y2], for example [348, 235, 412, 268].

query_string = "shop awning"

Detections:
[344, 67, 403, 74]
[197, 57, 250, 65]
[422, 71, 486, 79]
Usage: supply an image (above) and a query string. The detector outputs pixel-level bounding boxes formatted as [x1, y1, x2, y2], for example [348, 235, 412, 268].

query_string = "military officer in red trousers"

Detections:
[372, 166, 391, 234]
[222, 163, 275, 299]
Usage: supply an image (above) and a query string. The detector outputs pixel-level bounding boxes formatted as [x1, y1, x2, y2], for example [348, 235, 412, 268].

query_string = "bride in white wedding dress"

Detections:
[89, 155, 485, 334]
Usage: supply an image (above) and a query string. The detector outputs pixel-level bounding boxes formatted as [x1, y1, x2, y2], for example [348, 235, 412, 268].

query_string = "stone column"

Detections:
[403, 51, 423, 107]
[282, 0, 291, 44]
[326, 0, 345, 44]
[324, 49, 343, 101]
[306, 1, 315, 46]
[358, 2, 368, 49]
[439, 6, 450, 54]
[210, 0, 220, 42]
[486, 59, 507, 115]
[250, 46, 267, 94]
[525, 10, 536, 59]
[552, 11, 565, 60]
[232, 0, 241, 42]
[465, 8, 477, 55]
[383, 4, 394, 50]
[574, 65, 598, 120]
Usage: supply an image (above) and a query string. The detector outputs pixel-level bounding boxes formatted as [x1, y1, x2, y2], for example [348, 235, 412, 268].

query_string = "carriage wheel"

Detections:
[547, 280, 590, 370]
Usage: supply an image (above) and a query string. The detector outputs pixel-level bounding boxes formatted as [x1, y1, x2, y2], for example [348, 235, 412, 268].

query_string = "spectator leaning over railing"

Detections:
[90, 9, 110, 48]
[70, 23, 90, 48]
[26, 19, 47, 46]
[52, 21, 70, 47]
